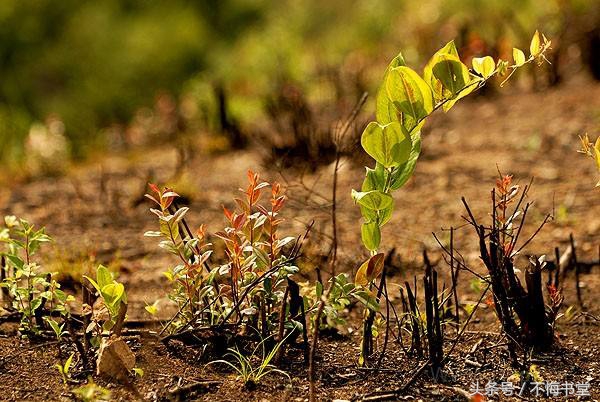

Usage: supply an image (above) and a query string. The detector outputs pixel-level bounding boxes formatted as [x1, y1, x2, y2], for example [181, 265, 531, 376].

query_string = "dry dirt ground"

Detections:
[1, 76, 600, 401]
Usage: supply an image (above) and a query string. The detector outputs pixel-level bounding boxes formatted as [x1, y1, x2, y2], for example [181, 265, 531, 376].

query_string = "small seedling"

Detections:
[55, 352, 75, 384]
[208, 334, 291, 389]
[84, 265, 135, 380]
[84, 265, 127, 336]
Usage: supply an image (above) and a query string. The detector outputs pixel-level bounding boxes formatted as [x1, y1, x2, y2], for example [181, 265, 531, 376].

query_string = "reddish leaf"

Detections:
[148, 183, 161, 195]
[223, 206, 233, 222]
[355, 253, 385, 286]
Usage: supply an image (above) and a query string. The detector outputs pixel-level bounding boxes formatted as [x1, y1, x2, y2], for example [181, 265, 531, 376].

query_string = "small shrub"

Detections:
[351, 31, 551, 365]
[146, 170, 306, 346]
[0, 216, 72, 337]
[84, 265, 136, 380]
[458, 176, 561, 359]
[84, 265, 128, 339]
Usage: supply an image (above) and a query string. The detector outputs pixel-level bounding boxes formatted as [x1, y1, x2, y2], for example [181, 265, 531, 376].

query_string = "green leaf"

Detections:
[44, 317, 62, 338]
[96, 265, 113, 289]
[361, 222, 381, 251]
[424, 40, 460, 101]
[423, 41, 474, 112]
[385, 66, 433, 131]
[377, 202, 394, 226]
[102, 283, 125, 306]
[513, 48, 526, 67]
[6, 254, 24, 270]
[390, 131, 422, 190]
[253, 247, 270, 268]
[472, 56, 495, 79]
[316, 281, 323, 298]
[358, 203, 377, 223]
[352, 190, 393, 211]
[375, 53, 406, 124]
[84, 275, 101, 294]
[361, 163, 387, 192]
[354, 290, 380, 312]
[64, 352, 74, 374]
[432, 55, 470, 97]
[361, 122, 412, 168]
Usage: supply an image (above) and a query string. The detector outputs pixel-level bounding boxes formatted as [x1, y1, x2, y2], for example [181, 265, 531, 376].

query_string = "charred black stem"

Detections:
[570, 233, 585, 310]
[423, 251, 443, 377]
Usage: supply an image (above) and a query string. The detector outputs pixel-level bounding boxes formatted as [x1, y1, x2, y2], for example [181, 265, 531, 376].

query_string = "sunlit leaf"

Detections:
[423, 40, 459, 101]
[351, 190, 393, 211]
[390, 131, 422, 190]
[513, 48, 526, 67]
[472, 56, 495, 79]
[386, 66, 433, 131]
[530, 30, 541, 57]
[432, 55, 469, 96]
[376, 53, 406, 124]
[361, 122, 412, 168]
[361, 163, 387, 192]
[96, 265, 113, 289]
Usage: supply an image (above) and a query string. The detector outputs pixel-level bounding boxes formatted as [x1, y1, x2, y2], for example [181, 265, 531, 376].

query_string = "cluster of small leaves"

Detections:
[84, 265, 127, 342]
[578, 133, 600, 187]
[214, 171, 298, 330]
[146, 171, 299, 335]
[145, 184, 216, 328]
[301, 273, 375, 331]
[0, 216, 72, 337]
[352, 31, 551, 281]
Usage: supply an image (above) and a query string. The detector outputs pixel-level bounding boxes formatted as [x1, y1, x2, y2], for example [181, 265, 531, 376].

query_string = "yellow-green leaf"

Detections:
[361, 222, 381, 252]
[376, 53, 406, 124]
[424, 40, 460, 102]
[352, 190, 393, 211]
[362, 164, 387, 192]
[530, 30, 541, 57]
[432, 54, 470, 96]
[361, 122, 412, 168]
[390, 131, 421, 190]
[472, 56, 495, 79]
[513, 48, 526, 67]
[423, 43, 473, 112]
[386, 66, 433, 132]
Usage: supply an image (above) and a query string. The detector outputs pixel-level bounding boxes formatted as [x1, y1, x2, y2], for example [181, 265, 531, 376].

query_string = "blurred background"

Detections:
[0, 0, 599, 180]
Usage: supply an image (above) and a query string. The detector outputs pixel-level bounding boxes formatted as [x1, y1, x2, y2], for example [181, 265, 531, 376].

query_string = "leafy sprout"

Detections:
[578, 133, 600, 187]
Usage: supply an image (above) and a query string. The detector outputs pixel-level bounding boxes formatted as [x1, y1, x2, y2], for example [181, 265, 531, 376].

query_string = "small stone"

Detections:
[97, 336, 136, 382]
